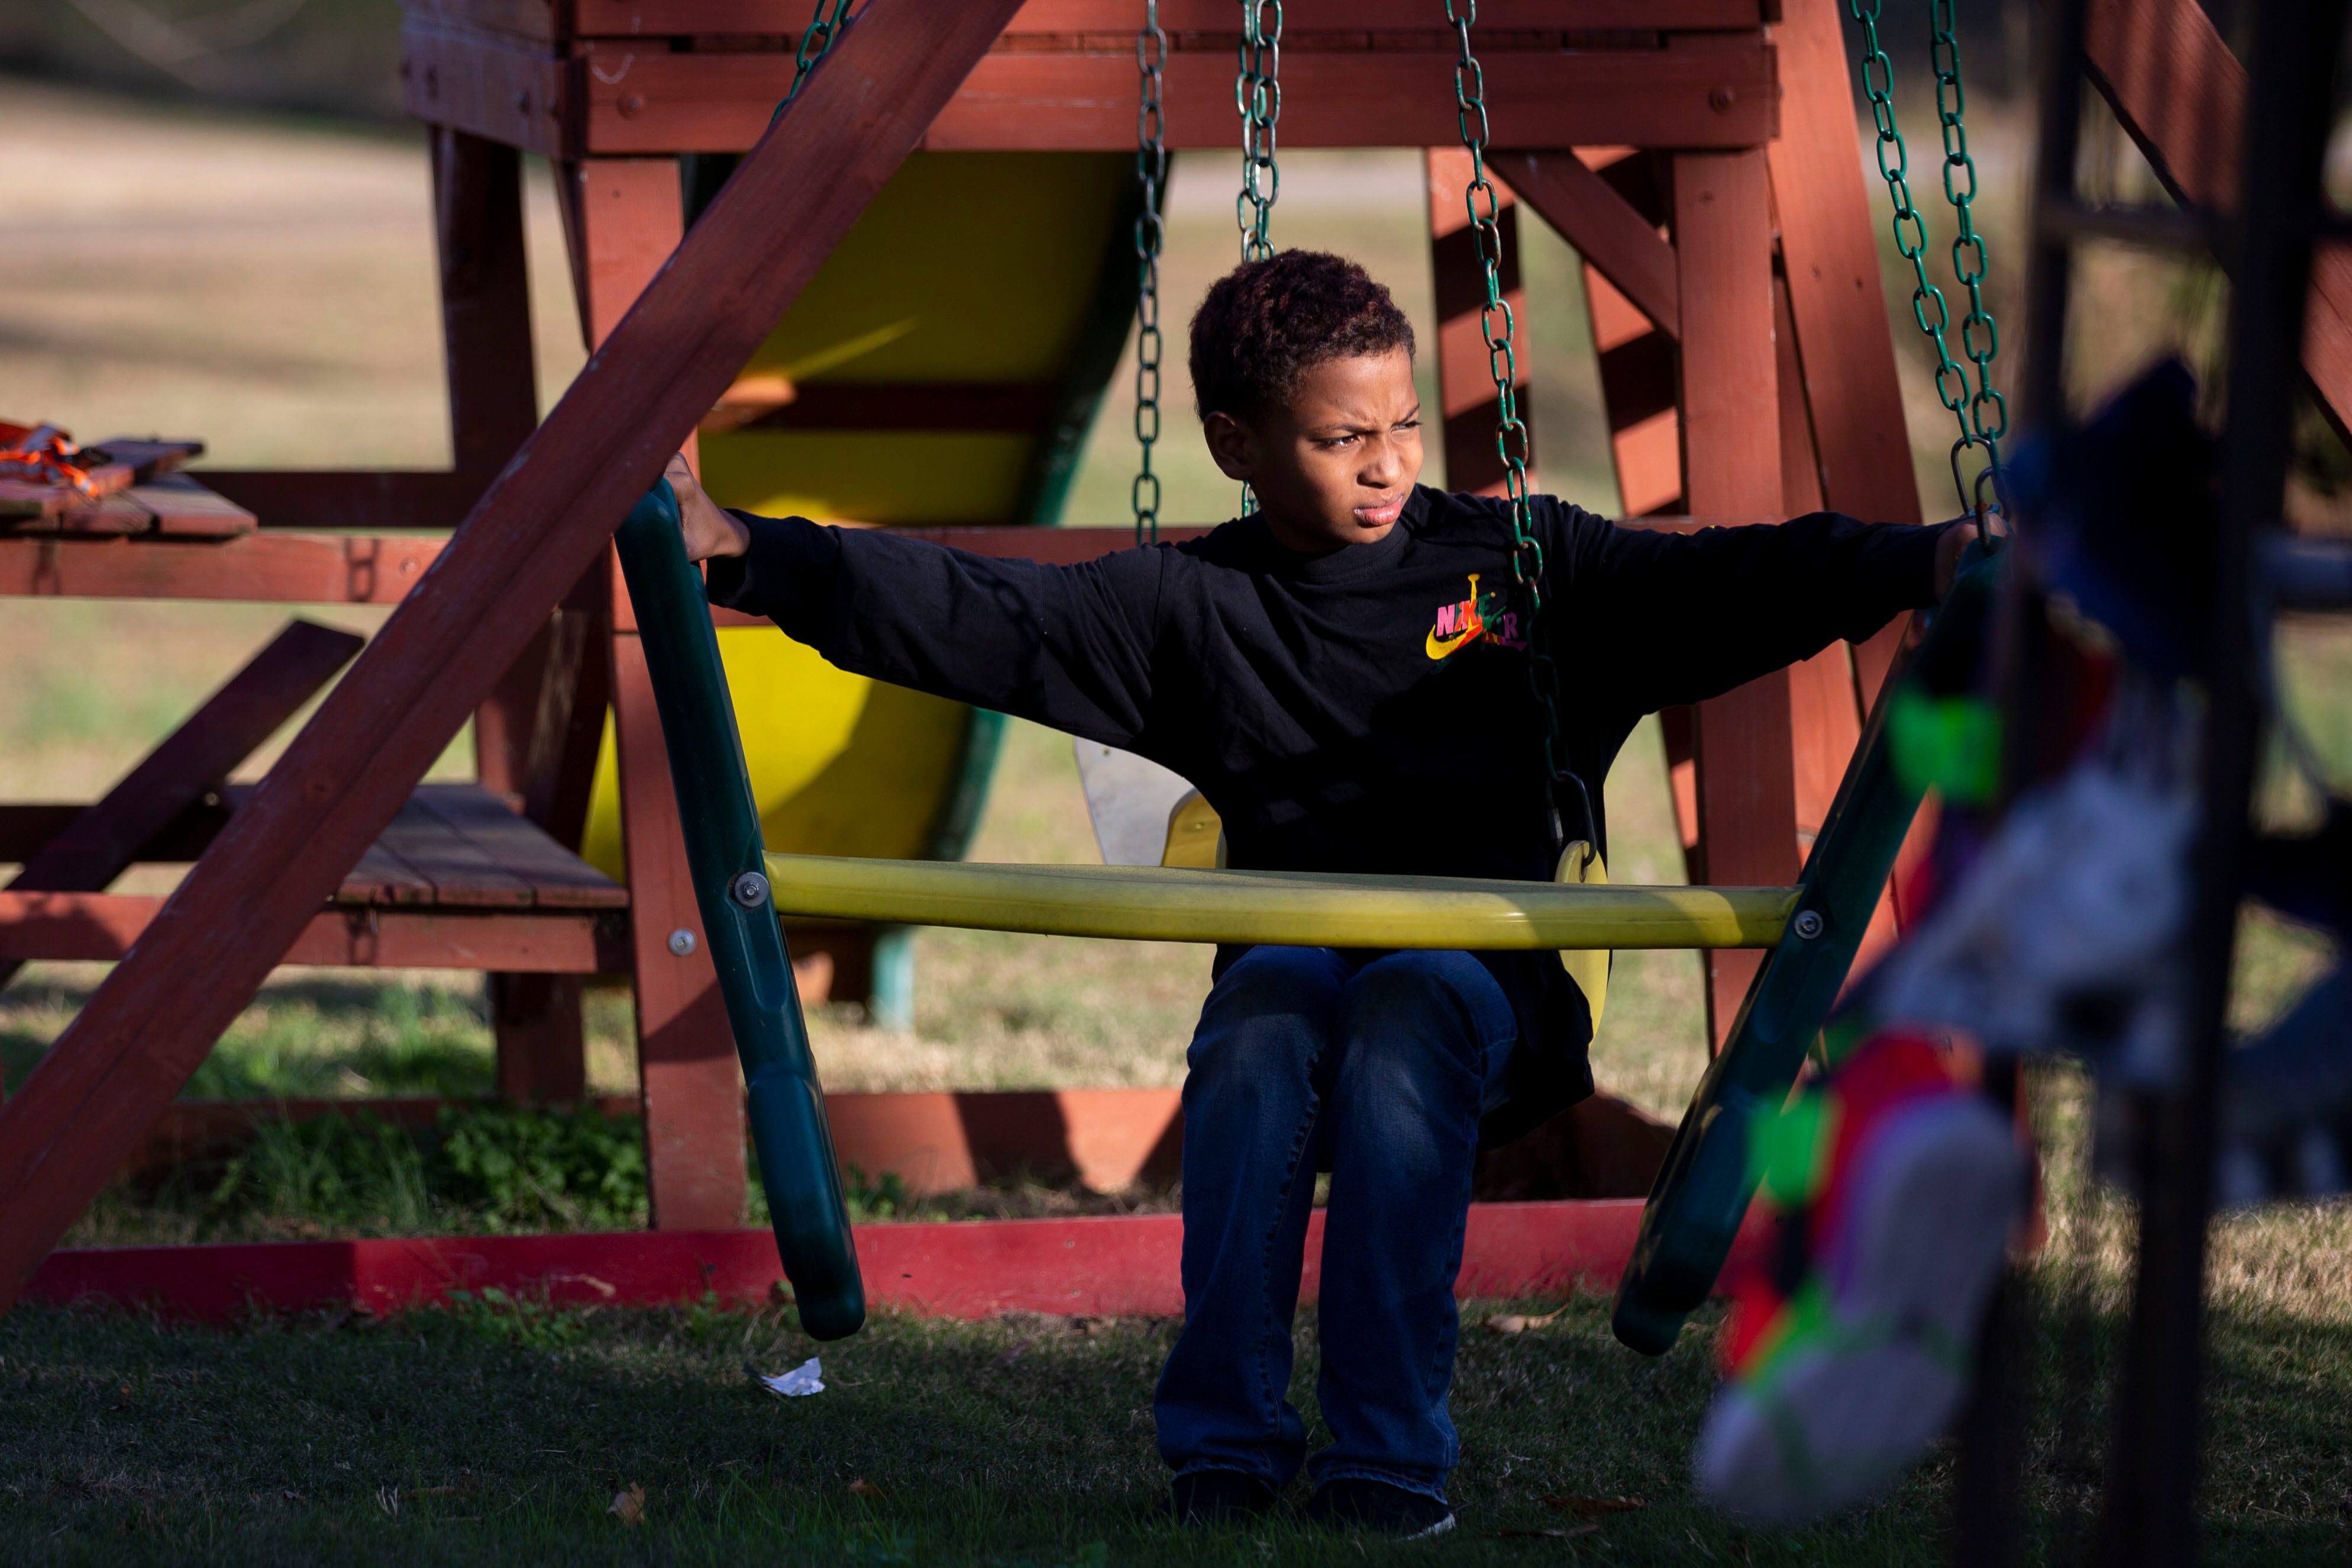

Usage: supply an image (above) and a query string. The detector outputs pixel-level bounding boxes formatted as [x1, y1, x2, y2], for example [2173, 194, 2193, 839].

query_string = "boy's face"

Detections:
[1203, 348, 1423, 553]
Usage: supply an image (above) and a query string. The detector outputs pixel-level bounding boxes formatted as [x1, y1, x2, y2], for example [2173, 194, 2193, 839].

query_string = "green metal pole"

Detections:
[1611, 547, 1999, 1354]
[613, 479, 865, 1340]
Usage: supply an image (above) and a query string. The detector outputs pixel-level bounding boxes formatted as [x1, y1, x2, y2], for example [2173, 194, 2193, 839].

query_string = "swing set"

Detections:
[9, 0, 2257, 1339]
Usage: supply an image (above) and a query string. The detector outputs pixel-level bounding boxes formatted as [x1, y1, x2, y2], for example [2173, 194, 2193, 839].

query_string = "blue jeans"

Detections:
[1153, 945, 1520, 1503]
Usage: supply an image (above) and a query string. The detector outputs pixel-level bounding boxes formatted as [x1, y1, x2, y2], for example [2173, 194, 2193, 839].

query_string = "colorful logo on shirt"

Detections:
[1424, 573, 1526, 661]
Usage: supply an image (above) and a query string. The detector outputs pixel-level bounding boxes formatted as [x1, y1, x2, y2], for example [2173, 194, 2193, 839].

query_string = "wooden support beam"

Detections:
[195, 470, 485, 531]
[0, 803, 224, 864]
[0, 532, 444, 603]
[1765, 0, 1924, 712]
[433, 127, 541, 480]
[0, 0, 1031, 1310]
[431, 124, 590, 1108]
[1426, 147, 1536, 498]
[1768, 0, 1924, 966]
[1774, 271, 1867, 873]
[571, 0, 1776, 35]
[0, 619, 361, 995]
[477, 607, 601, 1105]
[2081, 0, 2352, 437]
[23, 1197, 1777, 1325]
[562, 150, 747, 1227]
[613, 632, 745, 1226]
[400, 17, 571, 160]
[7, 621, 359, 895]
[1675, 148, 1795, 1050]
[0, 893, 628, 972]
[1494, 149, 1679, 339]
[1576, 150, 1684, 519]
[561, 41, 1778, 156]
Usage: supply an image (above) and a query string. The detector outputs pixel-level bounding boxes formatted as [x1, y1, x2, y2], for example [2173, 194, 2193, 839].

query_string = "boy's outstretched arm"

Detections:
[1550, 501, 1967, 721]
[658, 454, 1162, 752]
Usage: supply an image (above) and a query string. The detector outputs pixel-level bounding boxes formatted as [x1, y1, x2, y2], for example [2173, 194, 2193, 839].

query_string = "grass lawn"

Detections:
[4, 1226, 2350, 1567]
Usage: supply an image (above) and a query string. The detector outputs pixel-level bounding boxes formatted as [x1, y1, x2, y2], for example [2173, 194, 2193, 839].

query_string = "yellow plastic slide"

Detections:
[580, 152, 1141, 927]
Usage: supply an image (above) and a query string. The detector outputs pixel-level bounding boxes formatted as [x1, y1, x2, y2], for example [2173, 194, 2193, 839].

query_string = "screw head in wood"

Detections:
[619, 93, 645, 118]
[1708, 86, 1736, 112]
[667, 928, 697, 957]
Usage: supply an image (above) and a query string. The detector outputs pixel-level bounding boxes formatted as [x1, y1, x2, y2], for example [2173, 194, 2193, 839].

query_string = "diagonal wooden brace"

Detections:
[2084, 0, 2352, 434]
[1492, 150, 1679, 341]
[0, 0, 1030, 1308]
[1, 619, 364, 995]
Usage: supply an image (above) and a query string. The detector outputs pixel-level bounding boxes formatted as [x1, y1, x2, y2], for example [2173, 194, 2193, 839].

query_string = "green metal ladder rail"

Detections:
[1610, 549, 1997, 1354]
[613, 479, 865, 1341]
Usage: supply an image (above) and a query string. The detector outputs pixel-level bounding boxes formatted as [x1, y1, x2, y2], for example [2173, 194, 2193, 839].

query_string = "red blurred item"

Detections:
[0, 422, 99, 497]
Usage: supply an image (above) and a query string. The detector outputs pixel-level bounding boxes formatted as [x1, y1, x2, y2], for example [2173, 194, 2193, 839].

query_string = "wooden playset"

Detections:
[1, 0, 2332, 1352]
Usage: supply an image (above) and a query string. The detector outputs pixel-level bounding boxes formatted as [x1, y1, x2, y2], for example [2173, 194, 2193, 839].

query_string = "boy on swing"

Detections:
[665, 251, 1968, 1537]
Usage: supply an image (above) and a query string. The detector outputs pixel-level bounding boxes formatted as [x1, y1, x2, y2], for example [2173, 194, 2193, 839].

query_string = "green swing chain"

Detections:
[1849, 0, 2007, 513]
[1232, 0, 1281, 515]
[1133, 1, 1169, 546]
[786, 0, 855, 104]
[1445, 1, 1584, 852]
[1236, 0, 1282, 262]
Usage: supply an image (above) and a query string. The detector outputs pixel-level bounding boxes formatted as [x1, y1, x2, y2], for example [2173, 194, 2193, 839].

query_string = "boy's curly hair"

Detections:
[1189, 251, 1416, 425]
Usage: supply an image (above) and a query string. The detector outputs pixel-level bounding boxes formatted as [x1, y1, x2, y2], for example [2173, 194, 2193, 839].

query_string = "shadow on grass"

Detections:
[6, 1273, 2344, 1565]
[0, 1291, 1960, 1568]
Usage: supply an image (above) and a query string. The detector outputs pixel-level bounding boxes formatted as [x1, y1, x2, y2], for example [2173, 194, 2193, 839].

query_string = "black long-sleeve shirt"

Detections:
[709, 484, 1948, 1143]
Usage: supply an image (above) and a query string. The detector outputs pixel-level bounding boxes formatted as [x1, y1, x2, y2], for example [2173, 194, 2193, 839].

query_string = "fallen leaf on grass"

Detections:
[1484, 1305, 1568, 1334]
[1487, 1525, 1598, 1540]
[609, 1483, 645, 1525]
[1541, 1493, 1645, 1519]
[847, 1478, 885, 1498]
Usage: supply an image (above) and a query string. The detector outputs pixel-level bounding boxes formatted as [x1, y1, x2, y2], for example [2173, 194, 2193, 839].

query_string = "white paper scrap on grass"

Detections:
[761, 1357, 825, 1397]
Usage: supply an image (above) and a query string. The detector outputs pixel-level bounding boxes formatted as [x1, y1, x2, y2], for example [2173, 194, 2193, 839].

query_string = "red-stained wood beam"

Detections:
[1575, 149, 1685, 519]
[570, 43, 1778, 156]
[432, 122, 589, 1111]
[0, 803, 223, 864]
[5, 620, 361, 901]
[0, 0, 1031, 1311]
[571, 0, 1773, 35]
[408, 0, 1774, 45]
[434, 127, 541, 481]
[1675, 148, 1797, 1051]
[0, 893, 628, 972]
[24, 1200, 1775, 1325]
[2081, 0, 2352, 436]
[562, 151, 748, 1229]
[1766, 0, 1924, 716]
[196, 470, 486, 532]
[1493, 148, 1679, 340]
[1766, 0, 1924, 965]
[0, 533, 446, 604]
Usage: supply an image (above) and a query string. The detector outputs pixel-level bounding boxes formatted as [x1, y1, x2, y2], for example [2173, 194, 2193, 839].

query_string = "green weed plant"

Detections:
[189, 1104, 650, 1239]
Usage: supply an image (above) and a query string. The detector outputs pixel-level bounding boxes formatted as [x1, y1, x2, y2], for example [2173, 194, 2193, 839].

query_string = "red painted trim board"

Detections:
[23, 1201, 1768, 1324]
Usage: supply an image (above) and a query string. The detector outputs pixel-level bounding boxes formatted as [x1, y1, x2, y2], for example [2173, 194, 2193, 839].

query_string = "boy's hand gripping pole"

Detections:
[613, 480, 865, 1340]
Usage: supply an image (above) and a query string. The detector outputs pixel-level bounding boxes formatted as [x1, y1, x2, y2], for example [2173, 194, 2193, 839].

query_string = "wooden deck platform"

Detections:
[332, 784, 626, 910]
[0, 784, 628, 973]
